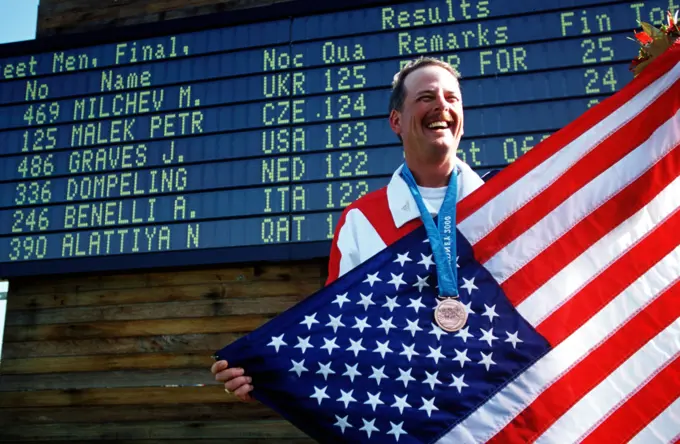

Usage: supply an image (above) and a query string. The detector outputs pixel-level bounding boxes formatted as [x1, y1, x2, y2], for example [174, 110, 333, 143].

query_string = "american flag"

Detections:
[215, 43, 680, 443]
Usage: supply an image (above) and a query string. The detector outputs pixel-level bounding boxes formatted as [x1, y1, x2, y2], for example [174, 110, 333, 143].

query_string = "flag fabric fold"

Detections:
[215, 41, 680, 443]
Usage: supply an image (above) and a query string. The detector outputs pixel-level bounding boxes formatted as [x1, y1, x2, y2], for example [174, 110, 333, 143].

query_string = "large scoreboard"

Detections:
[0, 0, 671, 277]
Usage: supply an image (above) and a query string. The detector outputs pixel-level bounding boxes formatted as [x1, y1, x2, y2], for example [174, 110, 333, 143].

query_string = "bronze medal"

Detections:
[434, 298, 467, 332]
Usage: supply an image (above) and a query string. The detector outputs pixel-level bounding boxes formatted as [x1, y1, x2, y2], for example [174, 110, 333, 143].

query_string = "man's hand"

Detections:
[211, 360, 255, 402]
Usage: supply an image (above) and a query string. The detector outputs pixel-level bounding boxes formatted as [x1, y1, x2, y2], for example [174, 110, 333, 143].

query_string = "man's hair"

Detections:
[388, 57, 462, 113]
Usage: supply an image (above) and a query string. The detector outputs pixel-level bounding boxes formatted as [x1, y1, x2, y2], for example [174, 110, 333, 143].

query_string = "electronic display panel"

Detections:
[0, 0, 668, 276]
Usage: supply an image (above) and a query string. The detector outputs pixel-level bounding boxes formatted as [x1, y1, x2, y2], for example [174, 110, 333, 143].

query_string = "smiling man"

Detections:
[325, 56, 485, 285]
[212, 57, 485, 402]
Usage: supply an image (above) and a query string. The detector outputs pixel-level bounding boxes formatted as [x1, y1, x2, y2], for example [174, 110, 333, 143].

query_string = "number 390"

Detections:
[8, 236, 48, 261]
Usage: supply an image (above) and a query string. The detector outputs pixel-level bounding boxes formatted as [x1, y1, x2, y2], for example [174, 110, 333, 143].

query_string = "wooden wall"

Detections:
[1, 0, 326, 441]
[0, 262, 326, 441]
[36, 0, 293, 37]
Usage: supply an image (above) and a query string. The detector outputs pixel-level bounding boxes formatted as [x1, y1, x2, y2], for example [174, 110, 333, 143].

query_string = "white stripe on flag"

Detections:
[537, 320, 680, 443]
[436, 245, 680, 444]
[486, 112, 680, 285]
[459, 61, 680, 246]
[629, 397, 680, 444]
[517, 174, 680, 327]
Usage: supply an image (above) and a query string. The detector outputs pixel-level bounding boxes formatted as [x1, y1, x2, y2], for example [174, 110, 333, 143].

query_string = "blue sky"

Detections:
[0, 0, 40, 44]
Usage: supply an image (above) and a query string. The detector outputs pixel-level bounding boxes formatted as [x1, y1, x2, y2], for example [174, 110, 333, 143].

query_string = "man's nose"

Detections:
[433, 93, 449, 111]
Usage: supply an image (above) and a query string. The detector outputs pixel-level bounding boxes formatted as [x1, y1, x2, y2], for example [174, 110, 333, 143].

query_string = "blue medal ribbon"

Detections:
[400, 164, 459, 298]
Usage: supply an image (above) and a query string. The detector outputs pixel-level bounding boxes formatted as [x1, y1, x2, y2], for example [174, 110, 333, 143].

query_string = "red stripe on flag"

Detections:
[581, 354, 680, 444]
[536, 199, 680, 346]
[458, 43, 680, 223]
[488, 278, 680, 444]
[501, 142, 680, 307]
[472, 81, 680, 265]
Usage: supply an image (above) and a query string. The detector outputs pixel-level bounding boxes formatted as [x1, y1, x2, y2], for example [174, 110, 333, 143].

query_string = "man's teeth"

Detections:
[426, 121, 449, 129]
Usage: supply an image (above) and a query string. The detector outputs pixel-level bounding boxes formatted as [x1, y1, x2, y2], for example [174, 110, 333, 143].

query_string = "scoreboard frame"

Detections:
[0, 0, 640, 277]
[0, 0, 420, 278]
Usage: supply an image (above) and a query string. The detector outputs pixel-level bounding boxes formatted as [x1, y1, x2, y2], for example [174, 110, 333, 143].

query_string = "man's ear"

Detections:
[389, 109, 401, 137]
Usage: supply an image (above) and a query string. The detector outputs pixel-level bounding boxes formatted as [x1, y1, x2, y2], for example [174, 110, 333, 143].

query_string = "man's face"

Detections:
[389, 65, 463, 160]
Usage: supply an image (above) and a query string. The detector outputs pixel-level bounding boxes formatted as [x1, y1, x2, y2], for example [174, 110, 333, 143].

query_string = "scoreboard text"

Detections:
[0, 0, 675, 276]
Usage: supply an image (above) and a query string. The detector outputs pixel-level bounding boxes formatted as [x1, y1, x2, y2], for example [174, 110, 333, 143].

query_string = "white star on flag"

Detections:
[373, 340, 393, 359]
[429, 323, 446, 340]
[404, 318, 423, 337]
[310, 386, 330, 405]
[357, 293, 375, 311]
[426, 345, 445, 364]
[413, 275, 429, 292]
[453, 349, 471, 368]
[378, 316, 397, 334]
[369, 365, 388, 385]
[388, 421, 408, 441]
[423, 370, 442, 390]
[391, 394, 411, 414]
[332, 293, 350, 308]
[396, 368, 416, 388]
[334, 415, 352, 433]
[450, 374, 469, 393]
[342, 363, 361, 382]
[417, 253, 435, 270]
[346, 338, 366, 357]
[294, 336, 313, 353]
[364, 392, 384, 411]
[300, 313, 319, 330]
[399, 343, 419, 361]
[363, 272, 381, 287]
[455, 326, 474, 343]
[460, 276, 478, 295]
[289, 359, 308, 377]
[479, 327, 499, 347]
[482, 304, 500, 322]
[267, 334, 286, 352]
[337, 389, 357, 408]
[359, 418, 380, 438]
[316, 362, 335, 380]
[351, 316, 371, 333]
[407, 297, 426, 313]
[419, 397, 439, 417]
[394, 252, 412, 266]
[505, 331, 523, 348]
[388, 272, 406, 290]
[326, 314, 345, 333]
[463, 301, 476, 315]
[479, 352, 496, 371]
[382, 295, 401, 312]
[320, 337, 340, 355]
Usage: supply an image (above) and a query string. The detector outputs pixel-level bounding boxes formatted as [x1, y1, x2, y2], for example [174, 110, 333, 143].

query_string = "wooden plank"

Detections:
[5, 441, 313, 444]
[1, 352, 215, 374]
[0, 368, 217, 391]
[0, 386, 237, 407]
[0, 403, 279, 425]
[7, 294, 306, 326]
[7, 279, 321, 310]
[2, 333, 242, 359]
[9, 262, 323, 296]
[0, 420, 306, 440]
[8, 268, 253, 296]
[4, 314, 273, 342]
